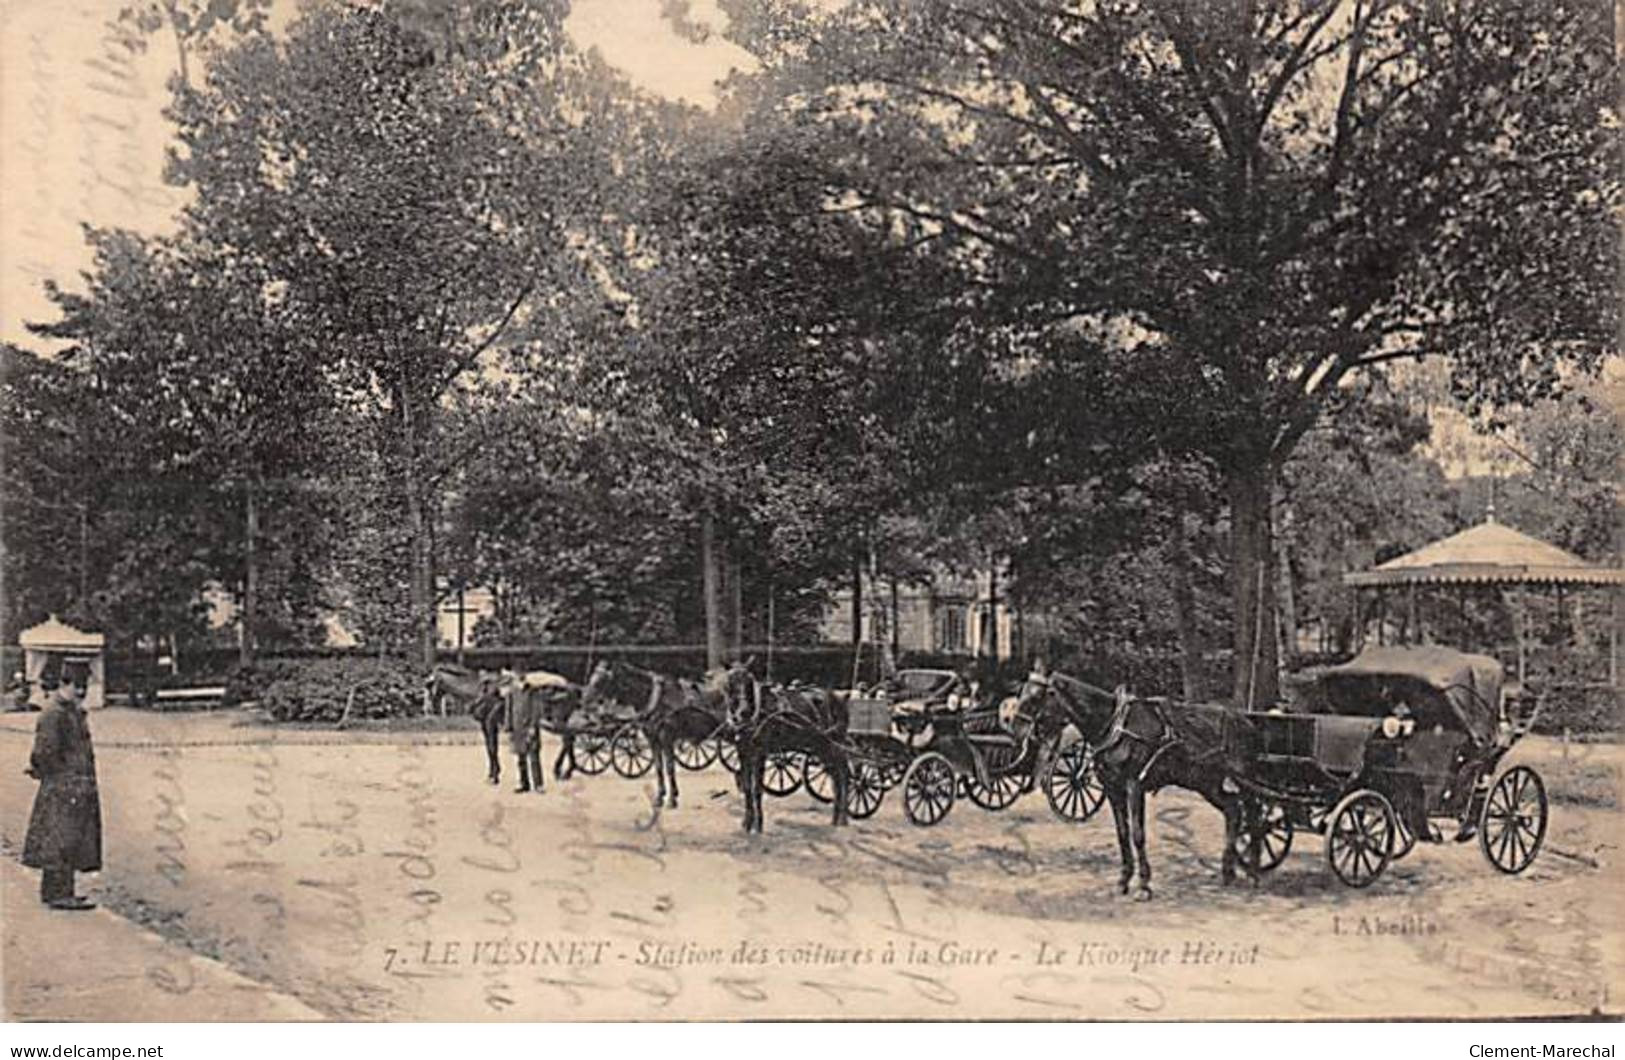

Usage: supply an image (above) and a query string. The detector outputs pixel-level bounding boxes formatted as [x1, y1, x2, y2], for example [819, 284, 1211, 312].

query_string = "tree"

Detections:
[717, 0, 1619, 704]
[9, 232, 229, 657]
[164, 2, 621, 664]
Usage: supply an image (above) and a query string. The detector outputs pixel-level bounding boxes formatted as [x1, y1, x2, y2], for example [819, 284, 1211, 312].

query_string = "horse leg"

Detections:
[554, 736, 571, 781]
[1220, 796, 1239, 885]
[1241, 797, 1263, 887]
[653, 732, 670, 808]
[830, 750, 849, 827]
[666, 741, 680, 809]
[1127, 779, 1153, 901]
[484, 715, 501, 785]
[739, 743, 756, 833]
[529, 731, 544, 794]
[1105, 786, 1135, 895]
[750, 748, 766, 834]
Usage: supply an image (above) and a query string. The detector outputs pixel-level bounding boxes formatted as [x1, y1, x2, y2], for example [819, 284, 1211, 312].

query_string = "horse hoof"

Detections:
[1135, 888, 1154, 902]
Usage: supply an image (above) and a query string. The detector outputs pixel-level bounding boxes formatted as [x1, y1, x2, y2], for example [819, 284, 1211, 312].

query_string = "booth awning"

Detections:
[18, 615, 106, 651]
[1343, 519, 1625, 588]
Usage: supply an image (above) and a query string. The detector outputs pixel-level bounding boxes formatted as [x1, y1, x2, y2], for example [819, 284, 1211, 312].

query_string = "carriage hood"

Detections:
[1313, 646, 1503, 745]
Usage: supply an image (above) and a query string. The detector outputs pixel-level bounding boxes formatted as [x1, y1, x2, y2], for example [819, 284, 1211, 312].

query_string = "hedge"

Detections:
[261, 657, 428, 723]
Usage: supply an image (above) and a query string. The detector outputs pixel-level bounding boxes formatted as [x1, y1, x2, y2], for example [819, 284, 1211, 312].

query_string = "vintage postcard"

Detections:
[2, 0, 1621, 1024]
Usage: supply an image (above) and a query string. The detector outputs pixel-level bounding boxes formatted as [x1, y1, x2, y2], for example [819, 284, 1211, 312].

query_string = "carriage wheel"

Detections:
[717, 739, 740, 775]
[804, 754, 836, 804]
[966, 770, 1025, 811]
[902, 752, 956, 827]
[762, 750, 804, 797]
[846, 760, 885, 820]
[1479, 765, 1547, 875]
[1234, 801, 1293, 873]
[1044, 741, 1105, 823]
[609, 725, 655, 779]
[1324, 789, 1397, 888]
[674, 736, 718, 772]
[573, 732, 612, 775]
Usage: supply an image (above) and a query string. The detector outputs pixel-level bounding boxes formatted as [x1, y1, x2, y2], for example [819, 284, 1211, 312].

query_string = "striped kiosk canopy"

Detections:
[1343, 517, 1625, 588]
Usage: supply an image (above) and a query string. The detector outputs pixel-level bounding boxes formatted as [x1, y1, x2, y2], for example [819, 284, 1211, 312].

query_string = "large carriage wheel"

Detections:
[717, 739, 740, 775]
[1044, 741, 1105, 823]
[610, 724, 655, 779]
[965, 770, 1025, 811]
[902, 752, 956, 827]
[762, 750, 804, 797]
[674, 736, 719, 772]
[803, 754, 836, 804]
[1479, 765, 1547, 875]
[1234, 801, 1293, 873]
[573, 732, 613, 775]
[1324, 789, 1397, 888]
[846, 760, 886, 820]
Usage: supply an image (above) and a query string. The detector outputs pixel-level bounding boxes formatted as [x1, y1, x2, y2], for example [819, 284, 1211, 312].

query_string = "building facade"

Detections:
[820, 570, 1023, 660]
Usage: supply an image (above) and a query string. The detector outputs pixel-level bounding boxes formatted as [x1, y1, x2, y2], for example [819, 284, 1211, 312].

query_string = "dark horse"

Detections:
[427, 665, 506, 784]
[1015, 666, 1261, 899]
[496, 669, 584, 794]
[579, 661, 738, 809]
[726, 672, 851, 834]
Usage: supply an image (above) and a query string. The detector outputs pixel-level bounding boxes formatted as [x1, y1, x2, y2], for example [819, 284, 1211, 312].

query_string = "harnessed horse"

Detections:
[726, 673, 850, 834]
[426, 665, 506, 784]
[580, 661, 740, 809]
[1015, 667, 1262, 899]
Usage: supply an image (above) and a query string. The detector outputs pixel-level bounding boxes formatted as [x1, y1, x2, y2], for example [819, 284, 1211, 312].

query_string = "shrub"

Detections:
[1532, 685, 1621, 736]
[221, 659, 303, 707]
[261, 657, 428, 723]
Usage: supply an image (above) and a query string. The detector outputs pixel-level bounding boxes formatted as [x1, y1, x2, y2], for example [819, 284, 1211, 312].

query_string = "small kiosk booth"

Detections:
[19, 616, 107, 709]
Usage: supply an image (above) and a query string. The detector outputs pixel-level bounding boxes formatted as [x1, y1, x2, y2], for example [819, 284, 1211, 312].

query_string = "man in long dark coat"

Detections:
[22, 664, 102, 910]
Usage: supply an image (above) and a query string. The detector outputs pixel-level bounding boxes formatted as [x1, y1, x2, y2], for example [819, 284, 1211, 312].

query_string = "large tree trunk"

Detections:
[702, 507, 727, 670]
[1276, 495, 1299, 670]
[850, 554, 863, 651]
[729, 544, 743, 659]
[1169, 511, 1204, 702]
[240, 479, 259, 668]
[849, 553, 864, 686]
[1228, 463, 1280, 709]
[401, 391, 436, 669]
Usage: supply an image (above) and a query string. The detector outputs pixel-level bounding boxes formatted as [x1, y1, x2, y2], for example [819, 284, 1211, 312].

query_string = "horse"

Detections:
[725, 671, 851, 834]
[426, 665, 507, 784]
[495, 669, 583, 794]
[1014, 666, 1262, 900]
[579, 660, 739, 809]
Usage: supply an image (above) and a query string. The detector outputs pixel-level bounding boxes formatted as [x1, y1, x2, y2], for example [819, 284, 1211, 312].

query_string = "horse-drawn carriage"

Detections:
[1234, 645, 1548, 887]
[827, 668, 1097, 826]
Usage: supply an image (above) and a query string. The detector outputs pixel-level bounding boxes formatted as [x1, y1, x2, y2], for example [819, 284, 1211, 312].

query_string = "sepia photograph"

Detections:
[1, 0, 1621, 1033]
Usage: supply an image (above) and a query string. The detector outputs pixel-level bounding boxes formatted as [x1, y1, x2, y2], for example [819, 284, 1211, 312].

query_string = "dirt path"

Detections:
[1, 709, 1618, 1020]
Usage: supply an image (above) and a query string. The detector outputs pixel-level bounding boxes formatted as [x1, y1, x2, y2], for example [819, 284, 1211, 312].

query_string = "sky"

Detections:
[0, 0, 755, 349]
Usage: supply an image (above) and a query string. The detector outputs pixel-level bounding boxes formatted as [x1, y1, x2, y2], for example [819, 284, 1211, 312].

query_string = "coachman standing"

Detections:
[22, 660, 102, 910]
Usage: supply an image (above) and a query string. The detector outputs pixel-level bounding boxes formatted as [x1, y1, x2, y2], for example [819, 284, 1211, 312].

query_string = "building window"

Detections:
[941, 605, 966, 653]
